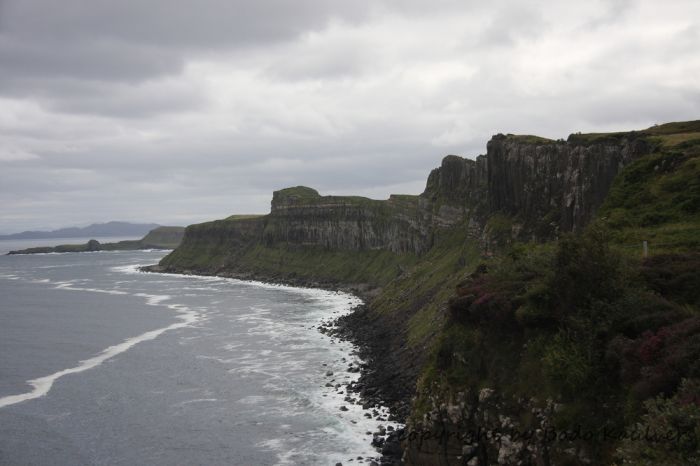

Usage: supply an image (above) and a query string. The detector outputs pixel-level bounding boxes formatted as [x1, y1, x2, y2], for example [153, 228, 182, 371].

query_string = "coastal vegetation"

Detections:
[153, 120, 700, 464]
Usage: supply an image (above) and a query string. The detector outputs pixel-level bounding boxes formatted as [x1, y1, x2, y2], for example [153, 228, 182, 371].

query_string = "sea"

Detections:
[0, 238, 394, 465]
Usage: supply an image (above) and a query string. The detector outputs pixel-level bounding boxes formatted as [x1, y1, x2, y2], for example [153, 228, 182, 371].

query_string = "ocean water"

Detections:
[0, 250, 395, 465]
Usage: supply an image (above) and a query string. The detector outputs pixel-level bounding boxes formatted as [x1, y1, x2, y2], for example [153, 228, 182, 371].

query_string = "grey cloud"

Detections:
[0, 0, 367, 46]
[264, 44, 368, 81]
[1, 0, 699, 232]
[45, 81, 205, 118]
[0, 0, 375, 110]
[580, 0, 635, 30]
[478, 5, 548, 47]
[0, 37, 183, 83]
[0, 75, 205, 118]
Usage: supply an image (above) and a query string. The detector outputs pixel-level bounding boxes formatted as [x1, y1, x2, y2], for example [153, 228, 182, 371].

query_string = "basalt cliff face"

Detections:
[153, 121, 700, 465]
[422, 132, 651, 242]
[264, 187, 433, 254]
[160, 131, 650, 279]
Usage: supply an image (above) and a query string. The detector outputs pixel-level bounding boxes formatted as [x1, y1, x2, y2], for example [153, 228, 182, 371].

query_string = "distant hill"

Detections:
[0, 221, 160, 240]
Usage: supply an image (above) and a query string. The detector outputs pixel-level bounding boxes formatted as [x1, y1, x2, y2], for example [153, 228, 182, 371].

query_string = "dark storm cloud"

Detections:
[0, 0, 366, 46]
[0, 36, 183, 84]
[0, 0, 474, 118]
[0, 0, 699, 231]
[0, 0, 483, 81]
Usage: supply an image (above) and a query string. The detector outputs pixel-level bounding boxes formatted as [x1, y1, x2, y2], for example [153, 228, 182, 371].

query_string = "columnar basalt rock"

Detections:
[161, 130, 652, 278]
[485, 134, 650, 236]
[264, 187, 432, 254]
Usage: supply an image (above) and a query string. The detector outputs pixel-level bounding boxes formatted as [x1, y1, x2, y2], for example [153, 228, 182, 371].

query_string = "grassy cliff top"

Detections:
[273, 186, 321, 199]
[566, 119, 700, 146]
[599, 132, 700, 253]
[271, 185, 386, 210]
[223, 214, 266, 221]
[144, 226, 184, 233]
[503, 134, 557, 144]
[645, 120, 700, 135]
[140, 226, 185, 248]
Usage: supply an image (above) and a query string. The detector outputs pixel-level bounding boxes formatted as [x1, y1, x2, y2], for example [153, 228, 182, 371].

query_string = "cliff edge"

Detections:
[152, 120, 700, 465]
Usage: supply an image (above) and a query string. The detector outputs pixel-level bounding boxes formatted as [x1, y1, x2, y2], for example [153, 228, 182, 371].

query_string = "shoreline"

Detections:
[141, 264, 407, 465]
[140, 264, 382, 302]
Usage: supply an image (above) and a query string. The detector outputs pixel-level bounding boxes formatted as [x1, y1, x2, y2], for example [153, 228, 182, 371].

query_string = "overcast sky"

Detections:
[1, 0, 698, 232]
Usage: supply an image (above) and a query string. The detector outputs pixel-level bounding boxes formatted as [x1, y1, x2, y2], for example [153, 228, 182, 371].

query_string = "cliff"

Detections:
[160, 125, 653, 280]
[264, 187, 434, 254]
[153, 120, 700, 465]
[421, 131, 651, 242]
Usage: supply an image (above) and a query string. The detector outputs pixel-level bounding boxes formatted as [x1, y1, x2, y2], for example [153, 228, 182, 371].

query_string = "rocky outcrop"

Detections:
[402, 385, 592, 466]
[422, 154, 488, 208]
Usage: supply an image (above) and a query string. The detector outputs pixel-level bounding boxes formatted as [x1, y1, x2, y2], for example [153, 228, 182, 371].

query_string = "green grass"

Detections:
[224, 214, 265, 221]
[273, 186, 321, 199]
[651, 132, 700, 148]
[370, 226, 482, 346]
[567, 130, 642, 145]
[161, 219, 420, 287]
[235, 244, 418, 286]
[139, 226, 185, 248]
[566, 120, 700, 146]
[645, 120, 700, 135]
[504, 134, 556, 144]
[271, 186, 393, 211]
[608, 222, 700, 255]
[599, 139, 700, 253]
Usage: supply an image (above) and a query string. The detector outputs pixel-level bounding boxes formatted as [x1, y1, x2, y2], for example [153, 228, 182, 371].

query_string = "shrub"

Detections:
[553, 223, 626, 312]
[613, 317, 700, 400]
[641, 253, 700, 306]
[616, 378, 700, 465]
[541, 331, 594, 398]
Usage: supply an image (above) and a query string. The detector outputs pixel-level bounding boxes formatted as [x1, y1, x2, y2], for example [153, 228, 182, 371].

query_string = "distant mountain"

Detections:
[0, 221, 160, 240]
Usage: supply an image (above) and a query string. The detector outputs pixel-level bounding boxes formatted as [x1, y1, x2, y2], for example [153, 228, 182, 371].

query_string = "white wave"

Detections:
[133, 292, 171, 306]
[0, 294, 199, 410]
[174, 398, 218, 407]
[114, 261, 396, 460]
[53, 282, 130, 295]
[237, 395, 268, 405]
[110, 264, 143, 275]
[121, 263, 357, 301]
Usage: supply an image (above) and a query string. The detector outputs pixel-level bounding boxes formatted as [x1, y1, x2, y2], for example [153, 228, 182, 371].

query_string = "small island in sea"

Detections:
[7, 226, 185, 255]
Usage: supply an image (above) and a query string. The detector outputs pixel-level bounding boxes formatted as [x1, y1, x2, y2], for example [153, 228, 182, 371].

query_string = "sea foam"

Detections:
[0, 276, 199, 409]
